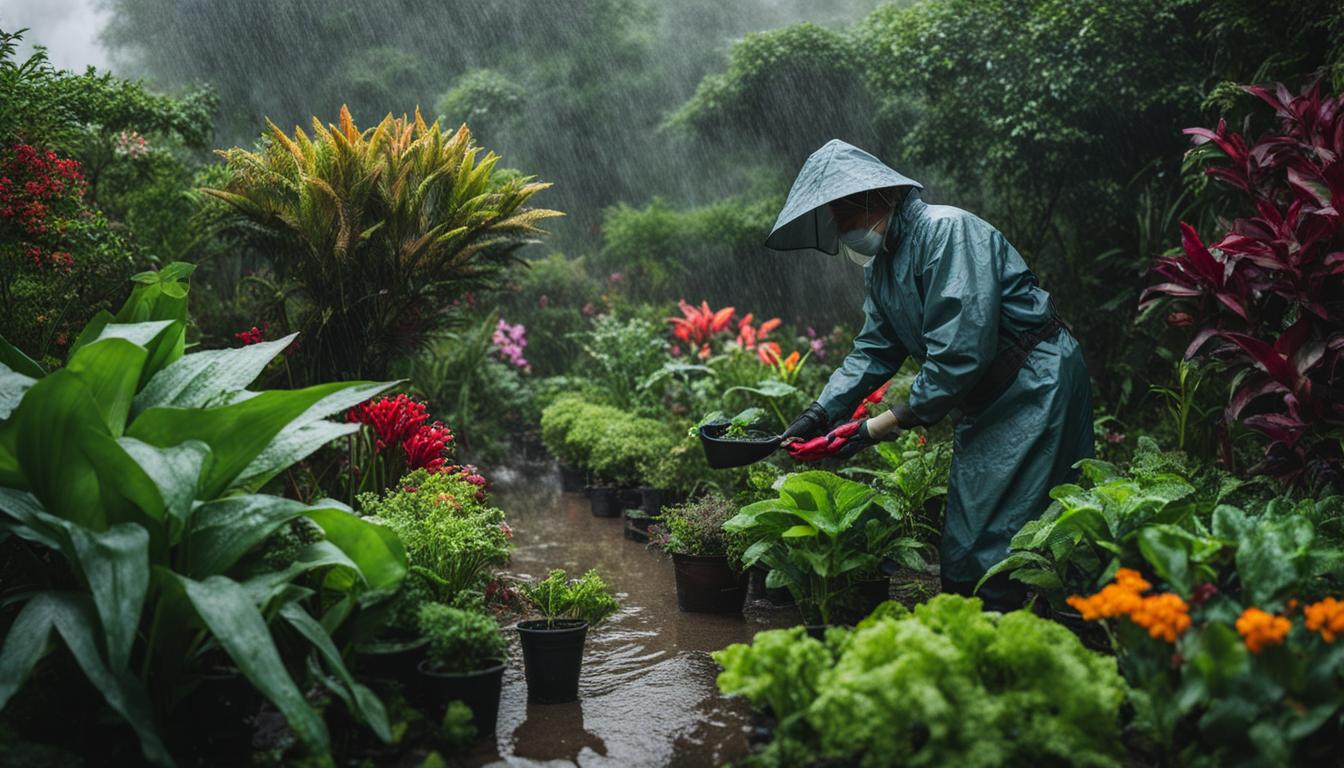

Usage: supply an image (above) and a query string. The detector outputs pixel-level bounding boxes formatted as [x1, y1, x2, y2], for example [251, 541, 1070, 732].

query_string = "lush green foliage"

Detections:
[726, 471, 924, 623]
[0, 265, 406, 765]
[520, 569, 620, 627]
[648, 493, 744, 564]
[417, 603, 506, 674]
[358, 468, 510, 604]
[205, 107, 562, 380]
[715, 595, 1129, 767]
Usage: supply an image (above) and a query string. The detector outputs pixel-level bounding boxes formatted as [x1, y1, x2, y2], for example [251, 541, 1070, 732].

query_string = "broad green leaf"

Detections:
[182, 495, 312, 577]
[279, 603, 392, 742]
[240, 541, 362, 608]
[305, 505, 406, 591]
[67, 524, 150, 672]
[128, 382, 360, 499]
[68, 310, 114, 357]
[235, 379, 396, 491]
[116, 262, 195, 325]
[0, 593, 170, 766]
[132, 333, 299, 416]
[16, 372, 116, 530]
[782, 524, 817, 538]
[118, 438, 210, 544]
[66, 338, 149, 436]
[0, 334, 45, 378]
[0, 362, 35, 420]
[93, 321, 183, 389]
[173, 573, 328, 754]
[1137, 525, 1192, 594]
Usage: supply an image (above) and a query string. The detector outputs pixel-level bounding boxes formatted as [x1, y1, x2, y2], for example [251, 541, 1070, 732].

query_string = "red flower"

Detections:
[234, 325, 266, 345]
[756, 341, 782, 365]
[402, 420, 454, 472]
[347, 394, 430, 451]
[668, 300, 735, 353]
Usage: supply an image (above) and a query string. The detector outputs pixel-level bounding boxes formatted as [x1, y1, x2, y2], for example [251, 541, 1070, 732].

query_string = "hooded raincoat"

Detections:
[767, 140, 1094, 602]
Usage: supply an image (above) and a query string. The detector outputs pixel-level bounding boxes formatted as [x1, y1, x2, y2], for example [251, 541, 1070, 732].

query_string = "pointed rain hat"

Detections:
[764, 139, 922, 254]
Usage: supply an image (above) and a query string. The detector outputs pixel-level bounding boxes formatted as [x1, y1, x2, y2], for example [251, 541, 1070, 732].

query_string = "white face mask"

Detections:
[837, 211, 889, 267]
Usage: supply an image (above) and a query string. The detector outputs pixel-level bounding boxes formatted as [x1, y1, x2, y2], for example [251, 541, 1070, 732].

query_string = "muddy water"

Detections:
[465, 465, 796, 768]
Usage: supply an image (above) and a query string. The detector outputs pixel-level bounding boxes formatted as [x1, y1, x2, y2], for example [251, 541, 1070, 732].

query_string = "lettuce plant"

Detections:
[725, 471, 923, 624]
[1140, 79, 1344, 492]
[715, 595, 1129, 767]
[0, 264, 406, 766]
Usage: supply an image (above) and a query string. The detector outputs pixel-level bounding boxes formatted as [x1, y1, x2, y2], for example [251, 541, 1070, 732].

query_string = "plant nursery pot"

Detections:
[623, 509, 653, 543]
[855, 576, 891, 612]
[559, 463, 586, 493]
[173, 666, 260, 762]
[638, 487, 685, 517]
[617, 487, 643, 510]
[517, 619, 589, 704]
[587, 485, 622, 517]
[672, 553, 748, 614]
[749, 566, 795, 607]
[354, 635, 428, 680]
[414, 658, 507, 737]
[803, 624, 838, 641]
[1051, 605, 1110, 652]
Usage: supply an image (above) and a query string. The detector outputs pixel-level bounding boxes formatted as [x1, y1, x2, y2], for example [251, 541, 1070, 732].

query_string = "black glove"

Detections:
[890, 403, 926, 429]
[782, 401, 829, 443]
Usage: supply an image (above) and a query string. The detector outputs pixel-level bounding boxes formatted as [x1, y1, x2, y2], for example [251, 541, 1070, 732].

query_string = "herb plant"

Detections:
[647, 493, 745, 566]
[417, 603, 507, 674]
[520, 569, 620, 627]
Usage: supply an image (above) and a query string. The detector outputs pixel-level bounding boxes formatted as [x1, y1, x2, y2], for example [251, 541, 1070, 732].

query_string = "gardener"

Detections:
[768, 139, 1093, 612]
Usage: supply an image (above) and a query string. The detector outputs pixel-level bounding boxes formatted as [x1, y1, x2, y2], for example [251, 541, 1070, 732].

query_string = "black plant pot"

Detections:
[672, 553, 748, 614]
[414, 659, 507, 737]
[834, 577, 891, 624]
[559, 464, 586, 493]
[638, 487, 685, 517]
[623, 509, 653, 543]
[587, 486, 621, 517]
[803, 624, 839, 641]
[749, 566, 795, 607]
[354, 635, 428, 680]
[617, 487, 642, 510]
[517, 619, 589, 704]
[173, 666, 260, 762]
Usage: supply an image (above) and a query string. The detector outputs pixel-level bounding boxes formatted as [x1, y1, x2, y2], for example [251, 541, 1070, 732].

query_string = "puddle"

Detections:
[465, 464, 795, 767]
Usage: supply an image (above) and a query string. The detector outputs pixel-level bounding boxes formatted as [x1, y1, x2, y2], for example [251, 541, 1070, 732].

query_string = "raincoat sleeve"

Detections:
[816, 293, 908, 424]
[906, 216, 1002, 424]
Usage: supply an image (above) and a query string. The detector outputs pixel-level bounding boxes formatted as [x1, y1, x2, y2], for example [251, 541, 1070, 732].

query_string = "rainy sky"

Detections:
[0, 0, 110, 70]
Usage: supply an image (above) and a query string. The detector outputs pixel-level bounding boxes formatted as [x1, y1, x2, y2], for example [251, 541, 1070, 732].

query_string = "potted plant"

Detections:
[540, 396, 594, 492]
[649, 494, 750, 613]
[726, 471, 924, 627]
[516, 569, 620, 703]
[582, 410, 664, 517]
[413, 603, 508, 737]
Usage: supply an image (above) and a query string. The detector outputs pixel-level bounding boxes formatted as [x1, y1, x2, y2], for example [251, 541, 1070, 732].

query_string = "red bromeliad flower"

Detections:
[403, 421, 454, 472]
[756, 341, 782, 365]
[736, 312, 782, 352]
[851, 381, 893, 419]
[668, 300, 735, 358]
[347, 394, 430, 451]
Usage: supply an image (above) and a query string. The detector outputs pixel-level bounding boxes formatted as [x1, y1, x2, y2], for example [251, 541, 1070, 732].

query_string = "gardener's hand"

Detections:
[787, 419, 865, 462]
[781, 401, 829, 445]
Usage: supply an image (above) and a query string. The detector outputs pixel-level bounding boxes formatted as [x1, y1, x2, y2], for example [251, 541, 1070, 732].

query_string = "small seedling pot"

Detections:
[414, 658, 507, 737]
[517, 619, 589, 704]
[587, 486, 621, 517]
[672, 553, 748, 613]
[559, 464, 586, 493]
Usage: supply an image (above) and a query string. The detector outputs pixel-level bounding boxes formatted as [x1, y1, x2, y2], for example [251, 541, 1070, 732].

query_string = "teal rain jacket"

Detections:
[767, 140, 1094, 600]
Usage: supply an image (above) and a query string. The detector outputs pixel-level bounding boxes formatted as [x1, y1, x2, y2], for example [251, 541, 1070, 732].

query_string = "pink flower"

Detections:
[538, 294, 550, 308]
[582, 302, 596, 317]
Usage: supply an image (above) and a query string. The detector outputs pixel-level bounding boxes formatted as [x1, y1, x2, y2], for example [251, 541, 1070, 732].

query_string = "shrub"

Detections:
[715, 595, 1129, 767]
[417, 603, 506, 674]
[359, 468, 510, 603]
[648, 493, 744, 566]
[204, 107, 562, 381]
[1141, 79, 1344, 491]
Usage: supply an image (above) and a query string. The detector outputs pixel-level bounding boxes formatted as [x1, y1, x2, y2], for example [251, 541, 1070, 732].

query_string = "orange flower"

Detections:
[1067, 568, 1189, 643]
[1304, 597, 1344, 642]
[1236, 607, 1291, 653]
[756, 341, 782, 365]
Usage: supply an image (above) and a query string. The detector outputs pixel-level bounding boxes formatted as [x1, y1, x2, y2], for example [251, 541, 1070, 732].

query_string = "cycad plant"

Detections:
[205, 106, 562, 381]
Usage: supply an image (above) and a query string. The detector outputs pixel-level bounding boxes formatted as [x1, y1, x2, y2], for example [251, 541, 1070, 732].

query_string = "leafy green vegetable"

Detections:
[521, 568, 619, 627]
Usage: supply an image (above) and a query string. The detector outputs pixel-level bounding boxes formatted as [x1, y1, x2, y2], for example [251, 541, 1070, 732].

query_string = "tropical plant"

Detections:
[0, 264, 407, 766]
[345, 393, 457, 496]
[1140, 79, 1344, 491]
[842, 429, 951, 537]
[725, 471, 923, 624]
[204, 106, 562, 381]
[572, 313, 668, 413]
[714, 595, 1130, 768]
[417, 603, 506, 674]
[357, 468, 509, 605]
[520, 569, 619, 628]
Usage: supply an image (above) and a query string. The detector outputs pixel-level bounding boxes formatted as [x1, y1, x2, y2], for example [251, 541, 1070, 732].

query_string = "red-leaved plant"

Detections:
[1141, 79, 1344, 491]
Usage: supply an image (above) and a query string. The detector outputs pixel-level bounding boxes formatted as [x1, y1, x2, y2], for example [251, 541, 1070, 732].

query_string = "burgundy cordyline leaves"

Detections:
[1141, 79, 1344, 491]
